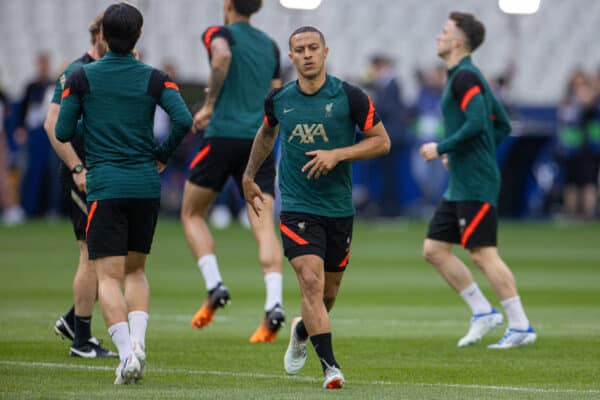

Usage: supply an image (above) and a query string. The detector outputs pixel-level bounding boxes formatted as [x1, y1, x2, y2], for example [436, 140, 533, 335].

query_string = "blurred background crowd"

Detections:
[1, 0, 599, 226]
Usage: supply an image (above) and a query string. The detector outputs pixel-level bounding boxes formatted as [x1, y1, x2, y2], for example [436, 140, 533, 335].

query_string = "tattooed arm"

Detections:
[193, 36, 231, 131]
[242, 123, 278, 216]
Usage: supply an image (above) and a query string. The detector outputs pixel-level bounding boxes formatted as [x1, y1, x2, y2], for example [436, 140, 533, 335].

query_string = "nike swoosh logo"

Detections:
[283, 108, 295, 113]
[71, 347, 97, 358]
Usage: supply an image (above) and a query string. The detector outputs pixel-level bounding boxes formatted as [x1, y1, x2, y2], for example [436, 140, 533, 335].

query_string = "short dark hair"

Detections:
[449, 11, 485, 52]
[102, 3, 143, 54]
[231, 0, 262, 17]
[288, 26, 326, 49]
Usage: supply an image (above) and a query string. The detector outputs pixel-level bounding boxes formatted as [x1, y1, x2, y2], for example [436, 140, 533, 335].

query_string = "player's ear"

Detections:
[323, 46, 329, 60]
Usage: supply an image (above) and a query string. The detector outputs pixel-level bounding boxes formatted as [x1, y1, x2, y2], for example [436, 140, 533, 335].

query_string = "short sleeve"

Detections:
[62, 67, 90, 100]
[342, 82, 381, 131]
[51, 74, 64, 104]
[147, 69, 179, 101]
[263, 88, 282, 127]
[451, 69, 484, 111]
[202, 26, 234, 56]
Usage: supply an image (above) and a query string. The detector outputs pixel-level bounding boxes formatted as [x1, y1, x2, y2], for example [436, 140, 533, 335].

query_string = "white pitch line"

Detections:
[1, 360, 599, 396]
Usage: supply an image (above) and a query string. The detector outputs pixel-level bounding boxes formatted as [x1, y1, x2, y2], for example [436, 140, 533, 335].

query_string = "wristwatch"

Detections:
[71, 164, 85, 174]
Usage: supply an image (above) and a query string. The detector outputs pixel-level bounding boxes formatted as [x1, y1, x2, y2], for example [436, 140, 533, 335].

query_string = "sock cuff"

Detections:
[310, 332, 332, 341]
[74, 314, 92, 319]
[501, 296, 521, 307]
[108, 321, 129, 337]
[295, 319, 309, 341]
[264, 271, 282, 282]
[128, 311, 149, 320]
[459, 282, 479, 297]
[198, 254, 217, 268]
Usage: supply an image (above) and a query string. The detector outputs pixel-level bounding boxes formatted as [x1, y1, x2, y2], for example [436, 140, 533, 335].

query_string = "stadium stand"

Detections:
[1, 0, 600, 104]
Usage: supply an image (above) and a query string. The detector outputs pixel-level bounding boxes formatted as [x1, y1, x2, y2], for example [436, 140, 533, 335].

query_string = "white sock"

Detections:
[128, 310, 148, 349]
[501, 296, 530, 330]
[198, 254, 223, 291]
[108, 321, 132, 362]
[460, 283, 493, 315]
[264, 272, 283, 311]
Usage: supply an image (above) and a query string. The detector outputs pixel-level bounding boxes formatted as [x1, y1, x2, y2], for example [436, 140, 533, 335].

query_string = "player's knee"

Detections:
[180, 202, 196, 221]
[297, 269, 322, 296]
[470, 248, 497, 269]
[423, 243, 443, 265]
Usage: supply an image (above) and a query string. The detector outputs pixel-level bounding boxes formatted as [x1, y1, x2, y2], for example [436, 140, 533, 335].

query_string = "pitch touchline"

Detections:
[1, 360, 598, 395]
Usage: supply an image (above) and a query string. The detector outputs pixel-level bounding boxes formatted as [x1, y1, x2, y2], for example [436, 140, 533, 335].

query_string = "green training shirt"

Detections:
[264, 75, 380, 217]
[436, 56, 511, 206]
[202, 22, 280, 139]
[55, 51, 193, 201]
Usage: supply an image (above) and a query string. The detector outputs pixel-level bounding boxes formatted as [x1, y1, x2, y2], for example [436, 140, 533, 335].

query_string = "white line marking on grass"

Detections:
[2, 360, 599, 395]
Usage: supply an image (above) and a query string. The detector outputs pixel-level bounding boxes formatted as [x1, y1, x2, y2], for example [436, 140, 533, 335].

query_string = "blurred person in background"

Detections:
[16, 52, 60, 217]
[411, 64, 447, 215]
[358, 54, 405, 216]
[0, 84, 25, 225]
[44, 14, 116, 359]
[420, 12, 536, 349]
[556, 69, 600, 218]
[181, 0, 286, 343]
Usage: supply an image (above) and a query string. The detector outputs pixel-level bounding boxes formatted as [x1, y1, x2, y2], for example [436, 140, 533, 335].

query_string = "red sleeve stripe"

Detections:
[279, 222, 309, 245]
[189, 144, 212, 170]
[85, 201, 98, 238]
[263, 114, 270, 127]
[203, 26, 220, 50]
[164, 81, 179, 91]
[460, 85, 481, 111]
[363, 95, 375, 130]
[61, 87, 71, 100]
[461, 202, 491, 248]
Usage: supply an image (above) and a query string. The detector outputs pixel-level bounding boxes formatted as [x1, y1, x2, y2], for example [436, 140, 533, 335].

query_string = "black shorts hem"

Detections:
[88, 250, 129, 260]
[284, 245, 325, 263]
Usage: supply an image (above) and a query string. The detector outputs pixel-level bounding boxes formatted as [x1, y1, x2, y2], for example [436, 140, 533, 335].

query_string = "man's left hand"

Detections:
[419, 142, 440, 161]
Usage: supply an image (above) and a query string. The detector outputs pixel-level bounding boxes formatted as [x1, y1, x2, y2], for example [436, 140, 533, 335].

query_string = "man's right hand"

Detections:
[73, 169, 87, 193]
[193, 104, 213, 133]
[242, 175, 265, 217]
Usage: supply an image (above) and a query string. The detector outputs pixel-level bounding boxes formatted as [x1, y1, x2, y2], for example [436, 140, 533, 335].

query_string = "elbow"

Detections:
[380, 135, 392, 156]
[43, 118, 51, 134]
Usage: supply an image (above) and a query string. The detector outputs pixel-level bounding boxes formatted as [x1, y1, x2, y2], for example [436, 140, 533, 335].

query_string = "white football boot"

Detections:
[458, 308, 504, 347]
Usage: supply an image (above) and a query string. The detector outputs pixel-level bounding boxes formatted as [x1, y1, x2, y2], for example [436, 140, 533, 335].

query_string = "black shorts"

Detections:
[279, 212, 353, 272]
[563, 150, 600, 186]
[85, 198, 160, 260]
[187, 137, 276, 196]
[61, 180, 87, 241]
[427, 200, 497, 249]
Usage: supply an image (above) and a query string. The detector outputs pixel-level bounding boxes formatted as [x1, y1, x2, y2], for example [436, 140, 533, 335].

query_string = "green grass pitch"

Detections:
[1, 219, 599, 399]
